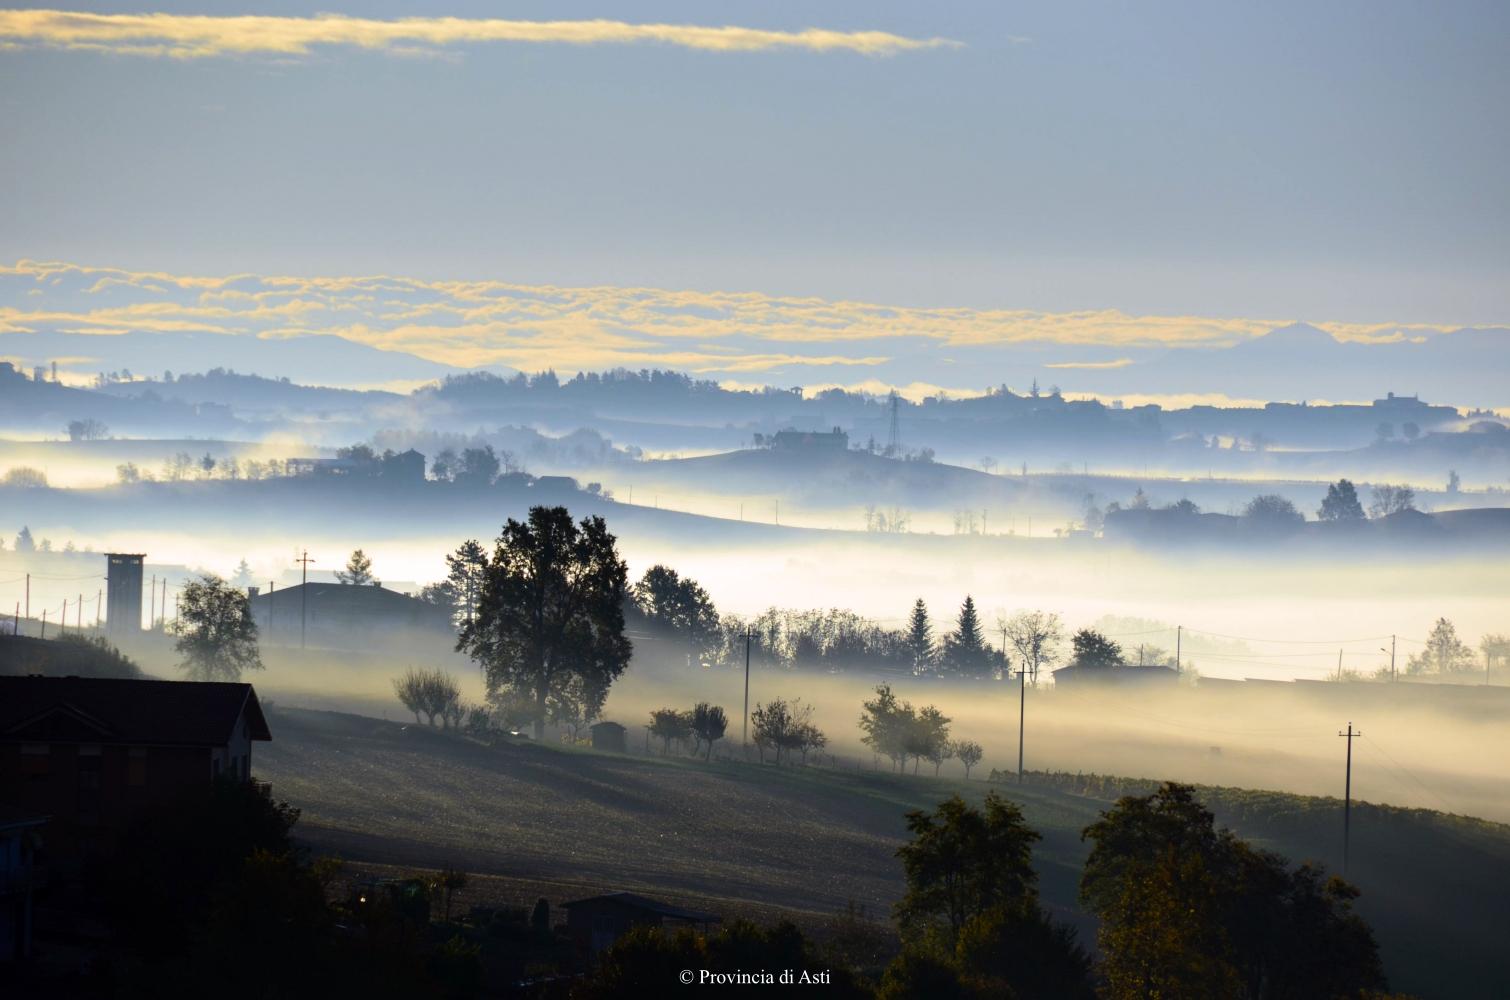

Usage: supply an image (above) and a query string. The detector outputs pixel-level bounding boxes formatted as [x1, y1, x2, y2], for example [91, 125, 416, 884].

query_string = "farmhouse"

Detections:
[0, 676, 271, 870]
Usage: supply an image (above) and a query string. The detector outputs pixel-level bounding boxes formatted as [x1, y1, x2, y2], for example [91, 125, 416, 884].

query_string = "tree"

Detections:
[1402, 421, 1420, 440]
[116, 462, 143, 484]
[1369, 483, 1417, 518]
[690, 702, 728, 761]
[444, 539, 488, 626]
[859, 684, 913, 771]
[549, 672, 607, 742]
[14, 525, 35, 552]
[631, 564, 721, 660]
[1081, 783, 1385, 1000]
[952, 740, 983, 779]
[905, 599, 934, 672]
[67, 418, 108, 441]
[2, 467, 47, 488]
[430, 448, 458, 481]
[751, 698, 797, 764]
[1408, 617, 1474, 674]
[1241, 494, 1303, 527]
[940, 596, 992, 677]
[458, 506, 632, 739]
[336, 549, 375, 586]
[172, 574, 263, 681]
[455, 446, 501, 488]
[222, 560, 251, 590]
[391, 667, 462, 726]
[1002, 610, 1063, 684]
[1375, 422, 1394, 441]
[1317, 479, 1365, 521]
[199, 452, 217, 478]
[1447, 469, 1461, 494]
[895, 793, 1040, 939]
[905, 705, 952, 776]
[648, 707, 693, 755]
[1070, 628, 1123, 669]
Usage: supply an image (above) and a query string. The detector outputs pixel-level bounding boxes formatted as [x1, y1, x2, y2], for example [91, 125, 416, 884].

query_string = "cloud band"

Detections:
[0, 10, 958, 59]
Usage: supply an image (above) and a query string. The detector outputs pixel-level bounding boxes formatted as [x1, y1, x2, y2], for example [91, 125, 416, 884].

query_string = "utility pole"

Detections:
[40, 609, 47, 640]
[1338, 722, 1361, 875]
[77, 593, 82, 630]
[24, 573, 29, 625]
[96, 588, 102, 628]
[1176, 625, 1182, 676]
[1337, 648, 1344, 681]
[295, 550, 314, 649]
[61, 598, 67, 635]
[268, 580, 275, 634]
[1017, 661, 1027, 783]
[160, 578, 167, 629]
[742, 628, 755, 750]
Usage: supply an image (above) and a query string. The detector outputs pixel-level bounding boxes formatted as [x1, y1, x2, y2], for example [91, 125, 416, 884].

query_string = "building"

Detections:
[562, 892, 720, 955]
[0, 814, 46, 962]
[0, 676, 271, 870]
[105, 553, 144, 635]
[590, 721, 627, 753]
[1051, 664, 1179, 690]
[769, 427, 849, 452]
[246, 582, 453, 648]
[285, 448, 425, 482]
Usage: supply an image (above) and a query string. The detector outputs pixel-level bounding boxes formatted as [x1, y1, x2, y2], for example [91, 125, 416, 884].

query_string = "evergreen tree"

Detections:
[905, 598, 934, 671]
[14, 525, 35, 552]
[1317, 479, 1365, 521]
[444, 539, 489, 625]
[940, 596, 991, 677]
[335, 549, 375, 586]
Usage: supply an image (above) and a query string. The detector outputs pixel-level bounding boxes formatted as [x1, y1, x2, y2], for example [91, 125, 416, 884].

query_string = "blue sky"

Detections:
[1, 2, 1507, 395]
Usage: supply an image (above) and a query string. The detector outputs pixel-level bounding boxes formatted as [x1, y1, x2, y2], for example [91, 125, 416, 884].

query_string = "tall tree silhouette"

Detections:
[335, 549, 374, 585]
[905, 599, 934, 671]
[940, 596, 991, 676]
[459, 506, 631, 739]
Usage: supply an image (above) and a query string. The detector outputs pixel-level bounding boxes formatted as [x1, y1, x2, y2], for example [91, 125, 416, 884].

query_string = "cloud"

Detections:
[0, 10, 958, 60]
[0, 260, 1489, 380]
[1044, 358, 1135, 370]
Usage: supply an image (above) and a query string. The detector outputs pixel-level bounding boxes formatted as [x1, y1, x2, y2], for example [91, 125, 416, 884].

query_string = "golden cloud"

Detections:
[0, 10, 958, 59]
[0, 260, 1489, 378]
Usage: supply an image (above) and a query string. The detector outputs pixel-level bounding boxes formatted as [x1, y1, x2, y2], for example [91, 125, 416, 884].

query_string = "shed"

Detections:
[590, 721, 627, 753]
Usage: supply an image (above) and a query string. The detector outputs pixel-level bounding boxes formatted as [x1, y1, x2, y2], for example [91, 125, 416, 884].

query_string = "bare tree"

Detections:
[952, 739, 984, 779]
[1001, 611, 1064, 684]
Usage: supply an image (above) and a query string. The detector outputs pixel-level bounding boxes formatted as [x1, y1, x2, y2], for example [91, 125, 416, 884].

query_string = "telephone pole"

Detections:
[742, 628, 755, 750]
[1338, 722, 1361, 875]
[1017, 662, 1027, 783]
[1175, 625, 1182, 676]
[295, 550, 315, 648]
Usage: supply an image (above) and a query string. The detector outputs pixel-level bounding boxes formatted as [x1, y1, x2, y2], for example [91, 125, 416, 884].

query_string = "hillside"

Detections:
[257, 706, 1510, 999]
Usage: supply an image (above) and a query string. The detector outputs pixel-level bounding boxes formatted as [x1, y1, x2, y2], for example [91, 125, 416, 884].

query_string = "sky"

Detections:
[1, 2, 1507, 395]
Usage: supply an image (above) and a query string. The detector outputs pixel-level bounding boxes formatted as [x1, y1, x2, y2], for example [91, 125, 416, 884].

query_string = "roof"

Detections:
[561, 892, 720, 923]
[591, 721, 627, 732]
[0, 676, 271, 747]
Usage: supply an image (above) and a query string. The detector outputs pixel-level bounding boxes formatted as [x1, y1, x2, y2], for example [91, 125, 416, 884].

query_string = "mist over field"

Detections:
[6, 3, 1510, 994]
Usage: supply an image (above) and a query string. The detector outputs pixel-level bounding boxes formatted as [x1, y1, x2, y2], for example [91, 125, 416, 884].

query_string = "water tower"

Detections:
[105, 553, 145, 634]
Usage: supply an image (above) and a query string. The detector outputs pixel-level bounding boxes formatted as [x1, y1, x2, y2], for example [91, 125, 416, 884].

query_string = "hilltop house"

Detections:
[768, 427, 849, 452]
[0, 676, 271, 870]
